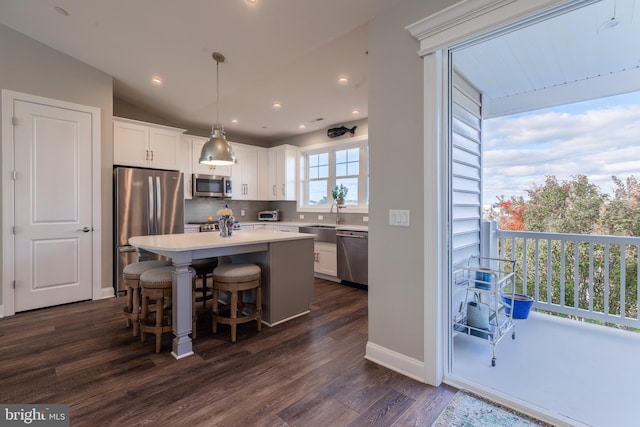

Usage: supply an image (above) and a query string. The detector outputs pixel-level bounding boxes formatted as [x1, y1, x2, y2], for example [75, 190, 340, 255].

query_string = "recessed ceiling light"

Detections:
[298, 124, 306, 129]
[352, 109, 360, 115]
[231, 119, 239, 124]
[247, 0, 257, 3]
[338, 76, 349, 84]
[272, 102, 282, 109]
[54, 6, 69, 16]
[151, 76, 162, 86]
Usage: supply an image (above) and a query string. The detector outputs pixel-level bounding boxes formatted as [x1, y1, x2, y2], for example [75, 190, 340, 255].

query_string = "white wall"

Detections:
[0, 23, 114, 303]
[367, 0, 456, 381]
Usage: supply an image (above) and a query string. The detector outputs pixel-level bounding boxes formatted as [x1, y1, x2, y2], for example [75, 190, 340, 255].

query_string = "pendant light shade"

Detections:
[199, 52, 237, 166]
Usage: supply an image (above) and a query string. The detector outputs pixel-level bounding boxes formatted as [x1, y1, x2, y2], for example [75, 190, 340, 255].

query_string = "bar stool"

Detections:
[122, 260, 172, 337]
[211, 263, 262, 343]
[139, 266, 196, 353]
[191, 257, 218, 308]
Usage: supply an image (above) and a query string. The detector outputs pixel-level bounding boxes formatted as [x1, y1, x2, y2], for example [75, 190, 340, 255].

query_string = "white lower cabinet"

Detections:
[268, 225, 299, 232]
[314, 242, 337, 276]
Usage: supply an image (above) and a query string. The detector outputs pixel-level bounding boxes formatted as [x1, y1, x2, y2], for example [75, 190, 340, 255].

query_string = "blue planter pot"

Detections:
[501, 293, 533, 319]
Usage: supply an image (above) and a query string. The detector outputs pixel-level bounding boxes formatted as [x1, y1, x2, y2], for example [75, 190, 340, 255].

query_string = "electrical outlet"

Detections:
[363, 216, 369, 222]
[299, 214, 305, 220]
[240, 209, 245, 216]
[318, 215, 324, 220]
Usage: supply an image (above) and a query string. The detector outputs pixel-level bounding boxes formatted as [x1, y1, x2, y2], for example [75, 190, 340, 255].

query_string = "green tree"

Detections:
[523, 175, 607, 234]
[601, 176, 640, 236]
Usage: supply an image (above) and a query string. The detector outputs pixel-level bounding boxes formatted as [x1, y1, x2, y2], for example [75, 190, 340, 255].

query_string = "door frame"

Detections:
[2, 90, 102, 316]
[407, 0, 588, 387]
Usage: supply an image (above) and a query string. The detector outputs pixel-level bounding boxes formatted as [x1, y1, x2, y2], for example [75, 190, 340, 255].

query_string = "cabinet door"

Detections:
[267, 146, 298, 200]
[256, 149, 269, 200]
[267, 150, 278, 200]
[149, 127, 181, 170]
[242, 147, 259, 199]
[230, 144, 246, 200]
[315, 242, 337, 276]
[114, 120, 150, 167]
[192, 137, 231, 176]
[179, 136, 193, 199]
[230, 144, 261, 200]
[280, 147, 297, 201]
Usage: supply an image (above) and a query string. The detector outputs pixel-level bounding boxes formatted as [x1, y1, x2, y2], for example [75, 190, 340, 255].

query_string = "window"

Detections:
[299, 138, 368, 212]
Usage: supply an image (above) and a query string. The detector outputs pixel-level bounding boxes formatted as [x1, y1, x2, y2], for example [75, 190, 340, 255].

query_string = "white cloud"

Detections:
[483, 96, 640, 204]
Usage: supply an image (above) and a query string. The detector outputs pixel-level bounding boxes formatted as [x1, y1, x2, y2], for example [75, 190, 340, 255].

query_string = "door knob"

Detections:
[78, 227, 91, 232]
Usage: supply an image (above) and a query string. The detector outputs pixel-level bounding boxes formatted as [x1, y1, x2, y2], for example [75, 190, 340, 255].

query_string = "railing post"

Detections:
[481, 220, 499, 263]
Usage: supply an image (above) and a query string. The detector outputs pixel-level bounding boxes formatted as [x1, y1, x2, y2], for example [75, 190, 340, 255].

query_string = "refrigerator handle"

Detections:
[156, 176, 162, 235]
[148, 176, 154, 235]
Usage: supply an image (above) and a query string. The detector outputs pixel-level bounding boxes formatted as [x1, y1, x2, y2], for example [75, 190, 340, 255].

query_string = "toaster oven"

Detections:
[258, 210, 280, 221]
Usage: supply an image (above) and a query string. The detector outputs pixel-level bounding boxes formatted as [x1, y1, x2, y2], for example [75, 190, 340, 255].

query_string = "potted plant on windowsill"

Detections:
[332, 184, 348, 207]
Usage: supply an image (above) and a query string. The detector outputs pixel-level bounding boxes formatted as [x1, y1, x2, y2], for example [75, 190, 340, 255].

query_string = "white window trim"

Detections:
[297, 135, 369, 214]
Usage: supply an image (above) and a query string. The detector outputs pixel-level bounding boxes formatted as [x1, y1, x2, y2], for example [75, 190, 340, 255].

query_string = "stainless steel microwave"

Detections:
[192, 174, 232, 198]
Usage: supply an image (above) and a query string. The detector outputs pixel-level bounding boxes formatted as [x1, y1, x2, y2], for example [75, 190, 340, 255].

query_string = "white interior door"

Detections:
[13, 100, 93, 311]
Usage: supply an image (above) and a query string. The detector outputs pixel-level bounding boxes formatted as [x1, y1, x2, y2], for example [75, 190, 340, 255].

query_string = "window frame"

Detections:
[298, 135, 369, 214]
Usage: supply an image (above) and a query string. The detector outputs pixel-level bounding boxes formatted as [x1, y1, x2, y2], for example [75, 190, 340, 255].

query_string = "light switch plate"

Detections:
[363, 216, 369, 222]
[389, 209, 410, 227]
[240, 209, 245, 216]
[300, 214, 305, 220]
[318, 215, 324, 220]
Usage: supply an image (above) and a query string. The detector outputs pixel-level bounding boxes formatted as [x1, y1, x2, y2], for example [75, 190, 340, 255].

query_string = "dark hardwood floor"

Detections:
[0, 278, 456, 426]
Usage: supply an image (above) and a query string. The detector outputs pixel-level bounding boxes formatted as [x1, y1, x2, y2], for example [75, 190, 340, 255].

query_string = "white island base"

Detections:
[129, 230, 315, 359]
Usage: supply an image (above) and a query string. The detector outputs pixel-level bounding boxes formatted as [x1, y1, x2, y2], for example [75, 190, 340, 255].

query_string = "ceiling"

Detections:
[454, 0, 640, 118]
[1, 1, 638, 141]
[0, 0, 401, 142]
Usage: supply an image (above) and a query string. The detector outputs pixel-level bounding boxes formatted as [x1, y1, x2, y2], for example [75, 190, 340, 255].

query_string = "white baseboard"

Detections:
[314, 273, 341, 283]
[0, 304, 4, 318]
[365, 341, 426, 383]
[100, 286, 115, 299]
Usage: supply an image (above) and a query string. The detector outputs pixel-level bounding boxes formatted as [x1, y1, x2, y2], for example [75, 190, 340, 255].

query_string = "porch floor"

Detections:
[452, 311, 640, 427]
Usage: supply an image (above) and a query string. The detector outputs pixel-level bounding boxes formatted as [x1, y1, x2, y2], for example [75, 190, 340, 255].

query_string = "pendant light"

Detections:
[199, 52, 237, 166]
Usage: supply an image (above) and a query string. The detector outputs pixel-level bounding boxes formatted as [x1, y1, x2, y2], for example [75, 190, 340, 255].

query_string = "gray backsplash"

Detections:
[185, 199, 368, 226]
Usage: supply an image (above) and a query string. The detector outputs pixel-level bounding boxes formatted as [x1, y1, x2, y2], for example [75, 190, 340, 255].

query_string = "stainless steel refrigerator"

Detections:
[114, 166, 184, 293]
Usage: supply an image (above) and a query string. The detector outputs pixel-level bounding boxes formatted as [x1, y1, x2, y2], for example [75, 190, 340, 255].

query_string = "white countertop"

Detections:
[240, 221, 368, 232]
[130, 229, 314, 252]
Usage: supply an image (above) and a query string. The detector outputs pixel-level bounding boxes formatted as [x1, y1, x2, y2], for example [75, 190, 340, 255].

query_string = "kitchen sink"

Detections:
[298, 225, 337, 243]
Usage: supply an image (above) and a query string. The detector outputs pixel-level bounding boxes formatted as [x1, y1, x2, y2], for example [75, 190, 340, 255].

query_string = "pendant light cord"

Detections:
[216, 59, 220, 127]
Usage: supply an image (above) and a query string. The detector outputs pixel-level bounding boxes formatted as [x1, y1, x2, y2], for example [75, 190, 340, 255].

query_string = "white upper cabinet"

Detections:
[191, 135, 232, 177]
[231, 143, 268, 200]
[179, 135, 194, 199]
[113, 117, 185, 170]
[268, 145, 298, 201]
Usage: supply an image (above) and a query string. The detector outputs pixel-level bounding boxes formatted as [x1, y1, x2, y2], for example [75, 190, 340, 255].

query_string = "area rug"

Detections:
[432, 391, 549, 427]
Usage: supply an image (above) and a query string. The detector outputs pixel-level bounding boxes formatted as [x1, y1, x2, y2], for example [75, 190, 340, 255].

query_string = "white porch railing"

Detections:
[490, 225, 640, 329]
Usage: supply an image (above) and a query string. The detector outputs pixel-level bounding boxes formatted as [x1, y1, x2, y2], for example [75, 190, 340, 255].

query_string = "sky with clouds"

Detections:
[482, 91, 640, 206]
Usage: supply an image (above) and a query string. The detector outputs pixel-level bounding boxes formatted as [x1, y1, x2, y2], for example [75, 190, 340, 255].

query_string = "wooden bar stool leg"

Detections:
[125, 282, 133, 327]
[256, 287, 262, 332]
[131, 283, 141, 337]
[140, 292, 149, 343]
[212, 288, 220, 334]
[230, 290, 238, 343]
[155, 295, 163, 354]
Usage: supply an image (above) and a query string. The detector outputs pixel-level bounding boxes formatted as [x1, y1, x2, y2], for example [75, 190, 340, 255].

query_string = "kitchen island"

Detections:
[129, 229, 315, 359]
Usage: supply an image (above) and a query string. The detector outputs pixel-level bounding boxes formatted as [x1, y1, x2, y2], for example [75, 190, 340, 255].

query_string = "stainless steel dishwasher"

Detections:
[336, 230, 368, 286]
